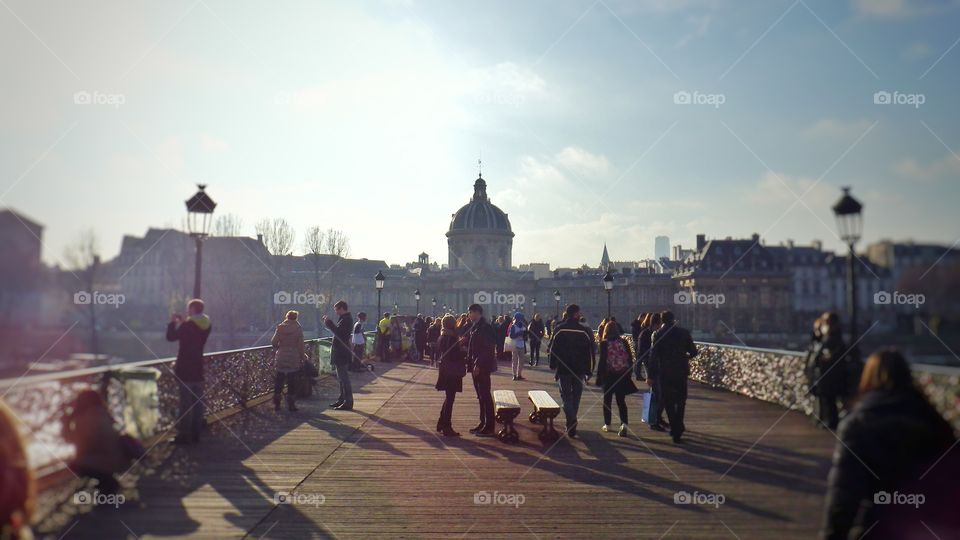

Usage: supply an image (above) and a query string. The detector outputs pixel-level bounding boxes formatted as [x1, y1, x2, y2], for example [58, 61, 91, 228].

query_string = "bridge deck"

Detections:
[55, 361, 836, 539]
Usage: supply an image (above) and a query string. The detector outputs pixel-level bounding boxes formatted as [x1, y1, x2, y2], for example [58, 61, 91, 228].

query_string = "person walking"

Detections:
[351, 312, 368, 372]
[809, 312, 849, 430]
[271, 310, 306, 412]
[390, 317, 403, 361]
[638, 312, 668, 431]
[650, 310, 697, 443]
[630, 313, 645, 351]
[528, 313, 545, 367]
[325, 300, 355, 411]
[597, 323, 638, 437]
[413, 315, 428, 363]
[548, 304, 593, 438]
[377, 312, 391, 362]
[466, 304, 497, 437]
[426, 318, 441, 367]
[435, 315, 467, 437]
[166, 298, 212, 444]
[820, 349, 958, 539]
[508, 312, 528, 381]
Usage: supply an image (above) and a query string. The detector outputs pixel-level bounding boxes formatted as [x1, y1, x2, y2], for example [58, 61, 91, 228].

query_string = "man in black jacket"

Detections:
[166, 299, 212, 444]
[325, 300, 355, 411]
[466, 304, 497, 437]
[548, 304, 593, 438]
[650, 310, 698, 443]
[413, 315, 427, 363]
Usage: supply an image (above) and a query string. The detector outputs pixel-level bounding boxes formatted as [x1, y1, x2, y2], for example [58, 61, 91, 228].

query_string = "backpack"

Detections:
[606, 338, 630, 375]
[509, 323, 525, 340]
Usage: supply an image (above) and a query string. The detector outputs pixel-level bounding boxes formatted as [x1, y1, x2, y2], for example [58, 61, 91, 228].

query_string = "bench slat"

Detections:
[494, 390, 521, 410]
[528, 390, 560, 412]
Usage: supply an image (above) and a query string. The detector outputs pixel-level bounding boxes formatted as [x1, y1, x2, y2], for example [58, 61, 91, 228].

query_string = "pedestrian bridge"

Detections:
[11, 340, 958, 539]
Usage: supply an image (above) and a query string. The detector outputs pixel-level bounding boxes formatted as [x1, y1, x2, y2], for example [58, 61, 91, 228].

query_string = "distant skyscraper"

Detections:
[654, 236, 670, 260]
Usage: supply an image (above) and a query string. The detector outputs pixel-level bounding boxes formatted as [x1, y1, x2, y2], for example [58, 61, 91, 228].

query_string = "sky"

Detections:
[1, 0, 959, 269]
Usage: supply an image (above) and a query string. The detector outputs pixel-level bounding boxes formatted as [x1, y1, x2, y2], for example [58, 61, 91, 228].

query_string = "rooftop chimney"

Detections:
[257, 233, 263, 245]
[696, 234, 706, 251]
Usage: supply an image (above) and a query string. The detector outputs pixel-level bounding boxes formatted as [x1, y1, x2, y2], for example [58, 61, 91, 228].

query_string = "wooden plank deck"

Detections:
[55, 360, 836, 539]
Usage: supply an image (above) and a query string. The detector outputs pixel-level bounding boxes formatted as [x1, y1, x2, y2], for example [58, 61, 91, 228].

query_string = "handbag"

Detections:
[503, 336, 516, 352]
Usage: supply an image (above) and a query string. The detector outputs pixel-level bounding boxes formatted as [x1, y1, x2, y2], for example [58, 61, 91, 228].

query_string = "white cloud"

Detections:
[676, 14, 712, 48]
[555, 146, 612, 178]
[199, 133, 230, 153]
[850, 0, 952, 18]
[901, 41, 932, 61]
[801, 118, 873, 141]
[893, 153, 960, 181]
[747, 171, 835, 208]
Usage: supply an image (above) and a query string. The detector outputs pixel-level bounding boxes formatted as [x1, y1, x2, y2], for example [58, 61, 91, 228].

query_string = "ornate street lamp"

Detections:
[375, 271, 385, 319]
[532, 298, 537, 314]
[414, 289, 421, 315]
[185, 185, 216, 298]
[832, 187, 864, 337]
[431, 297, 437, 317]
[602, 270, 614, 318]
[554, 290, 561, 318]
[394, 303, 399, 315]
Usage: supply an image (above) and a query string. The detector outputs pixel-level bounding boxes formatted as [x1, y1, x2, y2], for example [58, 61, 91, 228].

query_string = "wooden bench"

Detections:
[493, 390, 521, 443]
[527, 390, 561, 442]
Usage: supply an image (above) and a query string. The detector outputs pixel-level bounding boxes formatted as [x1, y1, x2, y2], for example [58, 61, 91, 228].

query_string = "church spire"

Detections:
[601, 243, 610, 270]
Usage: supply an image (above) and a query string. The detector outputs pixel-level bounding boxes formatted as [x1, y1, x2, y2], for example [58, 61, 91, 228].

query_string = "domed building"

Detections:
[446, 175, 515, 272]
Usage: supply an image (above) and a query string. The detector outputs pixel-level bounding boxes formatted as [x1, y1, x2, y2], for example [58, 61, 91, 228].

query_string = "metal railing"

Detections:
[2, 333, 376, 476]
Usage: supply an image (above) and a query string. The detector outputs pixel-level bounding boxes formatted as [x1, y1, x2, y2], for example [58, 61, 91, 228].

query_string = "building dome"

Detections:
[447, 177, 514, 235]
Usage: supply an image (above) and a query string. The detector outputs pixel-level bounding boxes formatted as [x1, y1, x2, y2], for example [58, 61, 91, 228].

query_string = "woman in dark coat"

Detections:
[637, 313, 667, 430]
[435, 315, 467, 437]
[821, 348, 958, 539]
[810, 312, 848, 430]
[596, 323, 638, 437]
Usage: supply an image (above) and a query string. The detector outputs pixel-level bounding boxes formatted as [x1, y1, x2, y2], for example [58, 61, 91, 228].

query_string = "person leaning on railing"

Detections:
[271, 310, 306, 413]
[0, 398, 34, 540]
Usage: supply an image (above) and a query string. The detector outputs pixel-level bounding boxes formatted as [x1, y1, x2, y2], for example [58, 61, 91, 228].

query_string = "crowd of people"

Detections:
[1, 296, 957, 539]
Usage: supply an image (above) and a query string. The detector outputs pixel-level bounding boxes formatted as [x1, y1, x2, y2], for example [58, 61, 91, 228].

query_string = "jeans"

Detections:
[557, 374, 584, 430]
[335, 362, 353, 407]
[439, 389, 457, 429]
[274, 371, 296, 407]
[530, 339, 541, 365]
[177, 381, 204, 441]
[511, 348, 526, 378]
[472, 370, 494, 431]
[661, 379, 688, 439]
[603, 388, 629, 426]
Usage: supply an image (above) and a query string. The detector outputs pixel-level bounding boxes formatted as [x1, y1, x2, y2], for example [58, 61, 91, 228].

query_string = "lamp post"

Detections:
[431, 297, 437, 317]
[602, 270, 614, 319]
[554, 290, 561, 318]
[375, 271, 385, 319]
[185, 185, 216, 298]
[414, 289, 421, 315]
[394, 303, 399, 316]
[832, 187, 864, 338]
[532, 298, 537, 314]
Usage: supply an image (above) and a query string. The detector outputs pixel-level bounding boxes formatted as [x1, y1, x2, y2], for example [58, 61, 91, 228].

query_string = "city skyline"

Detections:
[2, 0, 959, 268]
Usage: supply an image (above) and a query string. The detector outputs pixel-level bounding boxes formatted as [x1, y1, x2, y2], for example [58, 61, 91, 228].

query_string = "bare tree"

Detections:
[323, 228, 351, 258]
[63, 229, 101, 359]
[213, 214, 245, 237]
[303, 226, 326, 335]
[255, 218, 296, 255]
